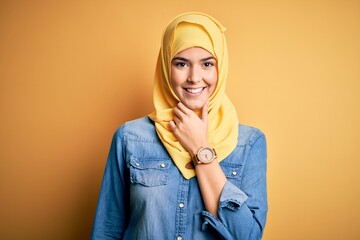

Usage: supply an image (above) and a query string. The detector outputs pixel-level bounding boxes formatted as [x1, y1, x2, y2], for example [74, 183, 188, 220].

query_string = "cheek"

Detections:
[170, 69, 184, 88]
[208, 71, 218, 95]
[208, 70, 218, 86]
[170, 67, 177, 88]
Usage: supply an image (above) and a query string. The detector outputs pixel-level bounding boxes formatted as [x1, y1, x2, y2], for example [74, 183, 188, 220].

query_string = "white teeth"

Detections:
[186, 88, 203, 94]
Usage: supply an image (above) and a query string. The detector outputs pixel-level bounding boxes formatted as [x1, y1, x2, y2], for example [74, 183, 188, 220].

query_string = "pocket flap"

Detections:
[130, 157, 170, 187]
[130, 158, 170, 170]
[221, 164, 242, 180]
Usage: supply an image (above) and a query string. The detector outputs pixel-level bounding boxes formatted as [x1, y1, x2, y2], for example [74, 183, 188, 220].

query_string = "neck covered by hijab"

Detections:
[149, 12, 239, 179]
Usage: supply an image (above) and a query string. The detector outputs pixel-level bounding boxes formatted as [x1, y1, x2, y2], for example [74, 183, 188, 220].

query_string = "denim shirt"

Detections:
[91, 117, 267, 240]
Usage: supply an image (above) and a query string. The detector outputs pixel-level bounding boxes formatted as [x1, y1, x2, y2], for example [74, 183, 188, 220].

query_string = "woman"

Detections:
[91, 12, 267, 240]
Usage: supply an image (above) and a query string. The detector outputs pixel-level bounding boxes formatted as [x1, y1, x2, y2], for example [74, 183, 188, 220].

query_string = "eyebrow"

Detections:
[172, 56, 216, 62]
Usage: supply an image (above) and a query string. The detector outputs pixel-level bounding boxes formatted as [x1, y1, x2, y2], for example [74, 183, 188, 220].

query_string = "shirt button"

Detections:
[160, 163, 166, 168]
[135, 163, 140, 167]
[232, 171, 237, 176]
[179, 203, 184, 208]
[177, 236, 183, 240]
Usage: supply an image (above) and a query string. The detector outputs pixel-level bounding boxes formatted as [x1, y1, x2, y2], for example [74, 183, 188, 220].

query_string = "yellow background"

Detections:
[1, 0, 359, 239]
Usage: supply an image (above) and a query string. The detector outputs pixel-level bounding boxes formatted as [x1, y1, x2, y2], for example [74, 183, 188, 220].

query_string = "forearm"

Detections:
[195, 160, 227, 216]
[202, 131, 268, 239]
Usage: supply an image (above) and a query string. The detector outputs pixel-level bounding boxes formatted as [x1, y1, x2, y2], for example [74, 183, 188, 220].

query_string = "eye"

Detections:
[203, 61, 215, 68]
[173, 61, 189, 68]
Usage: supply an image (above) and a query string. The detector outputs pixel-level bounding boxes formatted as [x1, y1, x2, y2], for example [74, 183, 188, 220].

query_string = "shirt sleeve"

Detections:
[91, 127, 129, 240]
[202, 131, 268, 240]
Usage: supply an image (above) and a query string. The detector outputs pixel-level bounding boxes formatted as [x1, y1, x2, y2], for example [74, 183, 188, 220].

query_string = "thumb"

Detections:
[201, 101, 209, 124]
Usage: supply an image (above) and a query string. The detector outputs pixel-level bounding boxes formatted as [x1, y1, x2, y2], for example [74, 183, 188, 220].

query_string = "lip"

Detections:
[183, 87, 206, 95]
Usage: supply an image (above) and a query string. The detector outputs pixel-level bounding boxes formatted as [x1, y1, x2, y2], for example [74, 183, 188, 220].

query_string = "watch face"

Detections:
[198, 147, 215, 163]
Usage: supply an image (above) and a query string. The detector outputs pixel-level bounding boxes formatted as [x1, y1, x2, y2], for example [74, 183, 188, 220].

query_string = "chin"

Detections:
[184, 102, 204, 111]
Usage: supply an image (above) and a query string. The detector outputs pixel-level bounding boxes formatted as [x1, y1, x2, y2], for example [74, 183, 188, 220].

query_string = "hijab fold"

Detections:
[149, 12, 239, 179]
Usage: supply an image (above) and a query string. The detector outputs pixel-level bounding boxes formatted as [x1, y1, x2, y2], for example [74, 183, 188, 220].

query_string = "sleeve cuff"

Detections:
[219, 180, 248, 211]
[201, 181, 248, 233]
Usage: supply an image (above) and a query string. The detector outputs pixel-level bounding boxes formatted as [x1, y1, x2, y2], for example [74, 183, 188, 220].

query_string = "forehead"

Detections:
[173, 47, 215, 59]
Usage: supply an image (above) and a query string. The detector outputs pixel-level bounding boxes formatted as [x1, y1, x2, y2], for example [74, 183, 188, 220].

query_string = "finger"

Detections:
[169, 120, 176, 132]
[173, 115, 181, 126]
[173, 106, 184, 120]
[177, 102, 192, 115]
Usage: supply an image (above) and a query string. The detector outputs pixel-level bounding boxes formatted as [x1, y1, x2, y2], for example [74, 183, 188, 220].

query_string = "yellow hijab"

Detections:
[149, 12, 239, 179]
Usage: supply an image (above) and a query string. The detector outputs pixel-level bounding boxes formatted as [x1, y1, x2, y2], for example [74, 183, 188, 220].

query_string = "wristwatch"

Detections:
[192, 147, 217, 166]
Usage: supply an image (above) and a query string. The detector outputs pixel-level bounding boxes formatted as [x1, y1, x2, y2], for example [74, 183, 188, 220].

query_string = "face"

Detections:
[171, 47, 218, 111]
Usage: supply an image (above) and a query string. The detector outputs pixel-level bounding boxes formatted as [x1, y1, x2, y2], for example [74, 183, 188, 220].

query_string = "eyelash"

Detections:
[174, 62, 189, 68]
[173, 61, 215, 68]
[203, 62, 215, 67]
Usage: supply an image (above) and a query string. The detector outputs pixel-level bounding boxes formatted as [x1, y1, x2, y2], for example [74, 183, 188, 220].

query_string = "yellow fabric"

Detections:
[148, 12, 239, 179]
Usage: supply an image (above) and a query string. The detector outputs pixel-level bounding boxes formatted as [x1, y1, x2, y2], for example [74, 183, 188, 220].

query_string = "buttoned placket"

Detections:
[174, 177, 189, 240]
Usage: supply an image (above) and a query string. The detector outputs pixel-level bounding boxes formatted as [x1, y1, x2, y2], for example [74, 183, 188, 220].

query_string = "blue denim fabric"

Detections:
[91, 117, 267, 240]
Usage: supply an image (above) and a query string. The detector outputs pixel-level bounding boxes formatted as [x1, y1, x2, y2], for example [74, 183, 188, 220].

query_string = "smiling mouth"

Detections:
[184, 87, 205, 94]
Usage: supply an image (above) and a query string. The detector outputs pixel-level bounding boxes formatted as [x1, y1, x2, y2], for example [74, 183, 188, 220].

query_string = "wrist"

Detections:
[192, 146, 217, 166]
[190, 143, 209, 158]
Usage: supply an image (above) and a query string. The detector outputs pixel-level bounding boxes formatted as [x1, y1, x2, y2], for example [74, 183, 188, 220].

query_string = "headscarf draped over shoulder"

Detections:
[149, 12, 239, 179]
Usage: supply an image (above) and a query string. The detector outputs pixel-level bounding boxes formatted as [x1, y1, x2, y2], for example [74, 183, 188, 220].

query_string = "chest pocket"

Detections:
[129, 157, 170, 187]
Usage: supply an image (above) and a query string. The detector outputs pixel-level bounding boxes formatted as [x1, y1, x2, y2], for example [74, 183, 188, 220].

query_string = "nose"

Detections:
[187, 66, 201, 83]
